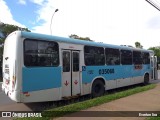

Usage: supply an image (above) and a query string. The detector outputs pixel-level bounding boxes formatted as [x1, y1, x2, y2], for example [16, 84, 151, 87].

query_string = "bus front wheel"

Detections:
[91, 80, 105, 98]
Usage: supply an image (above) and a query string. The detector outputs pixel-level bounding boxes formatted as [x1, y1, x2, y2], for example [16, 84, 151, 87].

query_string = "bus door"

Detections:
[62, 50, 81, 97]
[151, 56, 158, 80]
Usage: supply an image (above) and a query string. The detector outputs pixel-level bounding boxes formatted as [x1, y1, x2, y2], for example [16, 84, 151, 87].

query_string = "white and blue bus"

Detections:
[2, 31, 157, 103]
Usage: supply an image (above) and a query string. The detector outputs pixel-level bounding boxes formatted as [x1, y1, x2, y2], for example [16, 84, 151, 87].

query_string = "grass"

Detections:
[146, 117, 160, 120]
[44, 84, 156, 118]
[15, 83, 156, 120]
[146, 112, 160, 120]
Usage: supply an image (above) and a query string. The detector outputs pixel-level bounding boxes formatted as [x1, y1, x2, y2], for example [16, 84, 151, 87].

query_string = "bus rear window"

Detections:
[24, 39, 59, 67]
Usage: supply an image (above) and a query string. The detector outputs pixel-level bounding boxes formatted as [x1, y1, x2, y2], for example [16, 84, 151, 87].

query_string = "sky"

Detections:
[1, 0, 160, 49]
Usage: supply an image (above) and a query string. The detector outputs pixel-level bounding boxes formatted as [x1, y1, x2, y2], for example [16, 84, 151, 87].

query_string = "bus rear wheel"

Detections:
[91, 80, 105, 98]
[144, 74, 149, 85]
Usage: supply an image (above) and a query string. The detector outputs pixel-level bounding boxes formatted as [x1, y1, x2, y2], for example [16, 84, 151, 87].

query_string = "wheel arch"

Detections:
[143, 72, 150, 85]
[144, 72, 150, 79]
[90, 76, 106, 93]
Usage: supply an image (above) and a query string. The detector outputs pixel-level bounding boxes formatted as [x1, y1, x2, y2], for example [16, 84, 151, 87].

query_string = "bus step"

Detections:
[62, 94, 81, 100]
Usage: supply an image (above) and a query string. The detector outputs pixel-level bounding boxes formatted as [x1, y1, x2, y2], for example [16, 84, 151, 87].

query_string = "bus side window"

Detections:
[142, 52, 150, 64]
[105, 48, 120, 65]
[121, 50, 132, 65]
[133, 51, 142, 64]
[84, 46, 105, 66]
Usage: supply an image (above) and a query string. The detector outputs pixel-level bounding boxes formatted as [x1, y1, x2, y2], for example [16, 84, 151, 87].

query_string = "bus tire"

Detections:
[144, 74, 149, 85]
[91, 80, 105, 98]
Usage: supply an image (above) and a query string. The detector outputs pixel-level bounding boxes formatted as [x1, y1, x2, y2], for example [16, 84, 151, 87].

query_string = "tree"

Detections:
[0, 22, 31, 72]
[69, 34, 93, 41]
[148, 46, 160, 65]
[1, 24, 30, 37]
[0, 22, 30, 43]
[135, 42, 143, 48]
[148, 46, 160, 57]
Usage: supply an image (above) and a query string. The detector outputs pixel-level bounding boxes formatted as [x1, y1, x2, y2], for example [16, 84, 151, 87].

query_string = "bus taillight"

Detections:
[12, 80, 15, 89]
[12, 76, 16, 89]
[5, 80, 9, 85]
[23, 92, 30, 97]
[12, 76, 16, 81]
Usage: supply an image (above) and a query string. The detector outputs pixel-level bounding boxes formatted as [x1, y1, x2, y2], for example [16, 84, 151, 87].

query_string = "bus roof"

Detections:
[20, 31, 152, 53]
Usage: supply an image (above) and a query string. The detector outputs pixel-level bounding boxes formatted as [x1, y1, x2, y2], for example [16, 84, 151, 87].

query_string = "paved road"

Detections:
[55, 80, 160, 120]
[0, 79, 160, 120]
[0, 82, 15, 107]
[0, 82, 55, 112]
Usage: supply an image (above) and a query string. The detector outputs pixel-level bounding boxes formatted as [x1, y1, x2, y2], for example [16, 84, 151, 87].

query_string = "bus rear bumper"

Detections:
[7, 90, 21, 102]
[2, 84, 20, 102]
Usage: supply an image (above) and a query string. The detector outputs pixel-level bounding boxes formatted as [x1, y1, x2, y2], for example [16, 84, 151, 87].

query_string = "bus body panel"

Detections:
[22, 67, 61, 92]
[82, 64, 151, 92]
[2, 31, 21, 102]
[21, 88, 61, 102]
[21, 31, 153, 53]
[2, 31, 156, 103]
[82, 65, 138, 83]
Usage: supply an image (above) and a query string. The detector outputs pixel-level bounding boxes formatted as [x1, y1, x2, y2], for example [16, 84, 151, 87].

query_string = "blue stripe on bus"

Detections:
[22, 67, 61, 92]
[82, 65, 151, 83]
